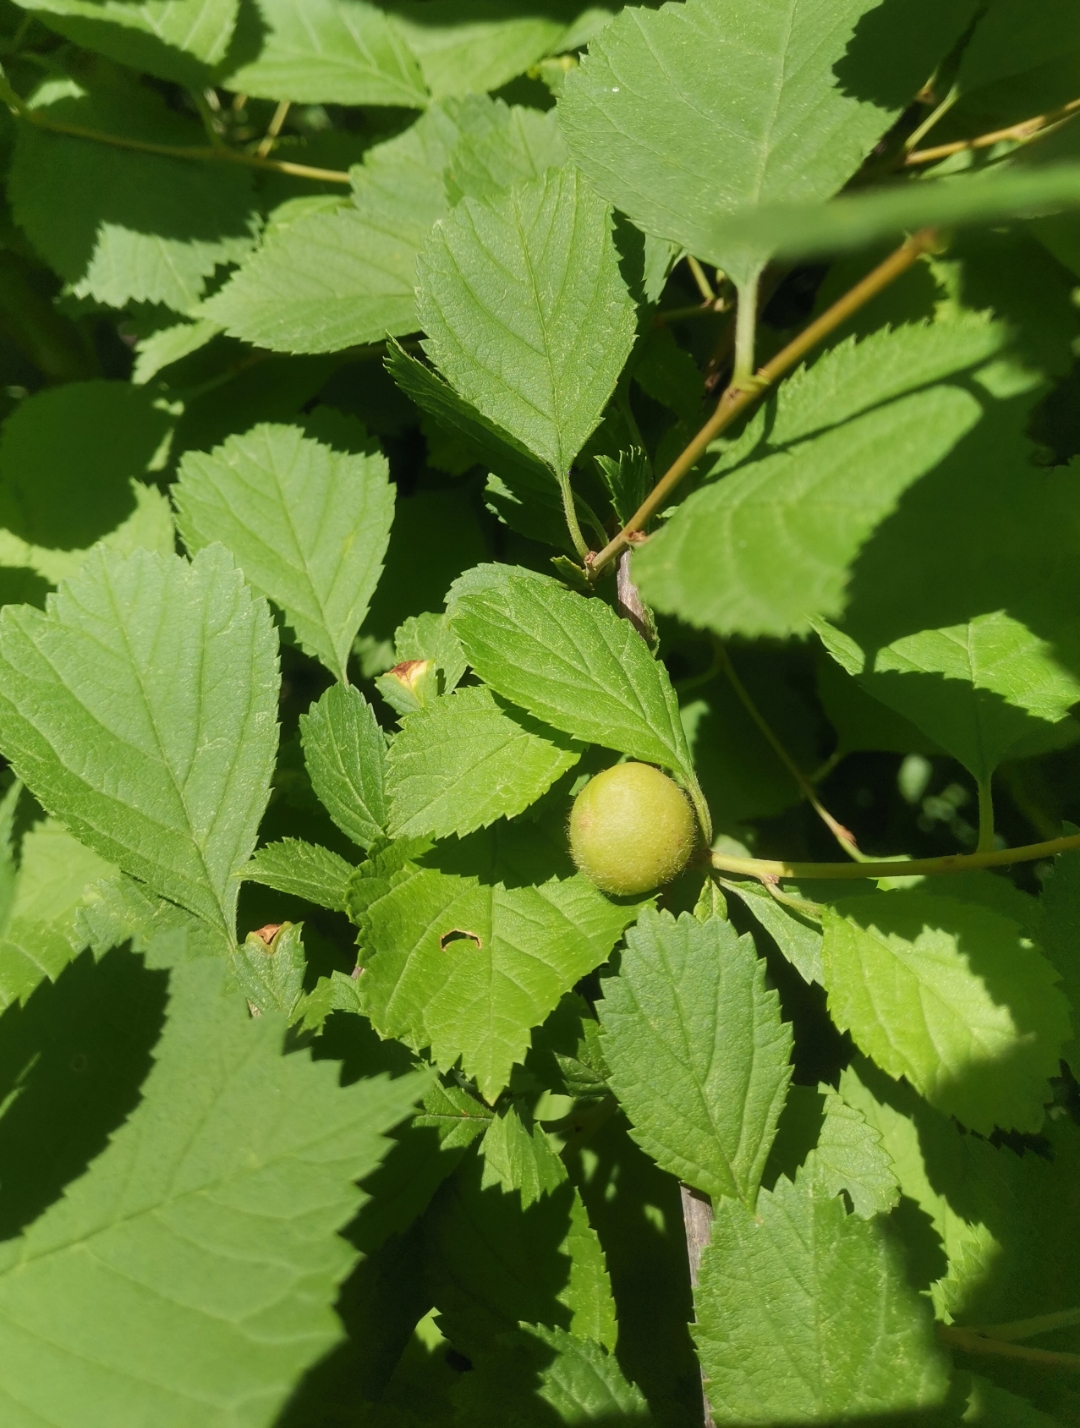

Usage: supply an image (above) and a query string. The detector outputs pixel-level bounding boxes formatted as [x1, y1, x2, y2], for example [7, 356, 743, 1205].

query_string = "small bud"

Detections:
[234, 920, 306, 1016]
[375, 658, 439, 717]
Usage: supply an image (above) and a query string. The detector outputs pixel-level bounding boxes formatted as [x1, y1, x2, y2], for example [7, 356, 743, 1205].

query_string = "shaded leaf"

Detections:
[300, 683, 388, 851]
[811, 1088, 900, 1219]
[633, 321, 1009, 639]
[222, 0, 428, 106]
[14, 0, 239, 84]
[205, 100, 468, 352]
[694, 1168, 950, 1421]
[425, 1107, 615, 1357]
[822, 892, 1070, 1134]
[11, 78, 256, 312]
[0, 819, 117, 1010]
[454, 1323, 652, 1426]
[0, 952, 426, 1426]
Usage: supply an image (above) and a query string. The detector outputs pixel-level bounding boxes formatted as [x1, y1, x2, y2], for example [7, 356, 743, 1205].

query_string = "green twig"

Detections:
[939, 1324, 1080, 1371]
[686, 254, 716, 302]
[714, 640, 864, 861]
[587, 229, 940, 578]
[16, 108, 352, 184]
[972, 1308, 1080, 1343]
[710, 829, 1080, 884]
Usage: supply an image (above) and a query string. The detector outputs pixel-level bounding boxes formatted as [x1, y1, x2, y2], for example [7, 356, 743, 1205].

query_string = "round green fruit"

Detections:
[569, 762, 696, 896]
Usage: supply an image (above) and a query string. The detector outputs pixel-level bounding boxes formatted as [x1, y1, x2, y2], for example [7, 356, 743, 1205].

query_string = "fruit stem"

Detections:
[710, 830, 1080, 883]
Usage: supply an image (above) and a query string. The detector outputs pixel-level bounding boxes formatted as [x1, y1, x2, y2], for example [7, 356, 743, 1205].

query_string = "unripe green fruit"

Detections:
[569, 762, 696, 896]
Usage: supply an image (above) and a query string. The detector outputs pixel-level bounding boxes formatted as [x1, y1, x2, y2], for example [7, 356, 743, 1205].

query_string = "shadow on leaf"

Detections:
[0, 944, 167, 1240]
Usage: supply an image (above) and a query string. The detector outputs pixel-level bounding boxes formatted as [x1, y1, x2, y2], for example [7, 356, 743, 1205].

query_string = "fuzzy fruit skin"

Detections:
[569, 762, 696, 896]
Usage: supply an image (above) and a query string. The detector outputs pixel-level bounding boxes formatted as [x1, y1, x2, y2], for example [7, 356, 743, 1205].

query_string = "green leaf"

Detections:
[221, 0, 428, 106]
[838, 1054, 1080, 1328]
[963, 1374, 1062, 1428]
[415, 166, 637, 478]
[598, 908, 792, 1206]
[810, 1088, 900, 1219]
[11, 79, 256, 312]
[454, 1324, 652, 1426]
[387, 343, 586, 553]
[13, 0, 239, 84]
[722, 876, 870, 986]
[425, 1108, 615, 1357]
[300, 683, 388, 851]
[956, 0, 1080, 96]
[0, 818, 117, 1010]
[415, 1077, 494, 1150]
[386, 2, 569, 99]
[0, 545, 279, 942]
[0, 951, 426, 1426]
[392, 611, 467, 694]
[204, 101, 468, 353]
[0, 380, 177, 587]
[75, 873, 230, 963]
[242, 838, 355, 911]
[693, 1168, 950, 1421]
[175, 417, 394, 683]
[558, 0, 974, 288]
[817, 614, 1080, 782]
[386, 685, 583, 840]
[233, 918, 307, 1016]
[386, 342, 556, 502]
[811, 447, 1080, 781]
[355, 851, 635, 1099]
[1037, 846, 1080, 1071]
[132, 316, 223, 385]
[821, 892, 1071, 1134]
[447, 566, 704, 829]
[443, 99, 568, 204]
[632, 320, 1010, 639]
[695, 161, 1080, 266]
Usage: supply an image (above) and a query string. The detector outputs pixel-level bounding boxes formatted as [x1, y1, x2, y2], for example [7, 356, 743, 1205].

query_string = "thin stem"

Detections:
[710, 829, 1080, 884]
[938, 1324, 1080, 1370]
[189, 88, 225, 146]
[559, 474, 591, 562]
[973, 1308, 1080, 1343]
[588, 229, 939, 578]
[715, 640, 863, 861]
[906, 94, 1080, 166]
[652, 296, 729, 327]
[904, 88, 959, 153]
[686, 254, 716, 302]
[257, 99, 291, 158]
[977, 776, 995, 853]
[732, 274, 760, 386]
[18, 110, 352, 184]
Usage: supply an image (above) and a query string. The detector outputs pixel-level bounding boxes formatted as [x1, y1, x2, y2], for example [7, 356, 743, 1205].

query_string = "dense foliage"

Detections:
[1, 0, 1080, 1423]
